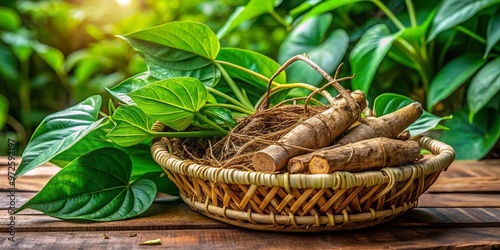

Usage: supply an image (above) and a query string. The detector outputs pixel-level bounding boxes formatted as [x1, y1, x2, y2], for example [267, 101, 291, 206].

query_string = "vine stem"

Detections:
[194, 112, 228, 134]
[150, 130, 226, 138]
[405, 0, 417, 27]
[203, 103, 254, 115]
[215, 60, 281, 87]
[214, 62, 255, 112]
[206, 86, 249, 111]
[371, 0, 405, 30]
[262, 54, 360, 119]
[269, 9, 291, 31]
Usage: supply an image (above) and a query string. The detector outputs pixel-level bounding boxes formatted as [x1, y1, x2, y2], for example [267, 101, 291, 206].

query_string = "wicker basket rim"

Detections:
[151, 122, 455, 190]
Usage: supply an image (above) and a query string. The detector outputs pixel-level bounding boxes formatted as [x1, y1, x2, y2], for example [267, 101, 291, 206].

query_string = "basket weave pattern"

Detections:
[151, 122, 455, 231]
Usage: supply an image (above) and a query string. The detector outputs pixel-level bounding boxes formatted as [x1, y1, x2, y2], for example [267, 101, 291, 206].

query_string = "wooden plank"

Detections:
[392, 207, 500, 227]
[2, 192, 499, 233]
[418, 193, 500, 207]
[0, 163, 59, 192]
[439, 160, 500, 178]
[0, 200, 231, 232]
[428, 176, 500, 193]
[1, 228, 500, 249]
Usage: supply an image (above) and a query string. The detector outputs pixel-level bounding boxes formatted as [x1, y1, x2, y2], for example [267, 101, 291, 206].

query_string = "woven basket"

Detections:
[151, 122, 455, 232]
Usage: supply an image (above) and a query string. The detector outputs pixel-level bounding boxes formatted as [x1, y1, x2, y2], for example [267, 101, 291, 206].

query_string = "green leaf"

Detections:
[49, 118, 114, 168]
[438, 107, 500, 160]
[49, 120, 163, 180]
[350, 24, 399, 93]
[0, 7, 21, 31]
[1, 30, 33, 63]
[467, 57, 500, 122]
[217, 48, 286, 89]
[373, 93, 448, 136]
[289, 0, 322, 18]
[16, 96, 103, 177]
[138, 172, 179, 196]
[428, 0, 497, 41]
[107, 72, 158, 105]
[485, 8, 500, 57]
[33, 43, 65, 75]
[297, 0, 365, 23]
[16, 147, 157, 221]
[201, 106, 236, 128]
[129, 77, 207, 131]
[119, 21, 221, 87]
[217, 0, 275, 39]
[427, 53, 486, 112]
[0, 45, 18, 81]
[0, 94, 8, 130]
[278, 14, 349, 87]
[107, 106, 156, 147]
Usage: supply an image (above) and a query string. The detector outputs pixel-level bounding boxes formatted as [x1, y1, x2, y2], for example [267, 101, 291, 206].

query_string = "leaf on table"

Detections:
[350, 24, 400, 93]
[373, 93, 449, 136]
[129, 77, 207, 131]
[427, 0, 497, 41]
[107, 72, 159, 105]
[119, 21, 221, 87]
[15, 147, 157, 221]
[427, 53, 486, 112]
[217, 0, 275, 39]
[278, 14, 349, 87]
[467, 57, 500, 122]
[139, 239, 162, 245]
[107, 106, 156, 147]
[438, 107, 500, 160]
[16, 95, 103, 178]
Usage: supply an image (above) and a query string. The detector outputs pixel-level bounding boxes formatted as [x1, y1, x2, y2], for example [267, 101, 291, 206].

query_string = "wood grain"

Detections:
[1, 157, 499, 248]
[1, 228, 499, 250]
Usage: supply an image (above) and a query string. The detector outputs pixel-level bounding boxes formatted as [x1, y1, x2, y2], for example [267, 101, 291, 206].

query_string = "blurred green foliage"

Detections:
[1, 0, 499, 159]
[0, 0, 284, 154]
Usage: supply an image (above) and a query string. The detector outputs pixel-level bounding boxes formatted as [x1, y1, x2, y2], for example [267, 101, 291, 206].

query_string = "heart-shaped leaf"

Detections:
[217, 0, 276, 39]
[350, 24, 400, 93]
[427, 53, 486, 112]
[217, 48, 286, 89]
[107, 106, 156, 147]
[428, 0, 497, 41]
[373, 93, 448, 136]
[107, 72, 159, 105]
[278, 14, 349, 86]
[129, 77, 207, 131]
[120, 22, 221, 86]
[16, 95, 103, 177]
[485, 9, 500, 57]
[467, 57, 500, 122]
[438, 107, 500, 160]
[37, 115, 164, 184]
[15, 147, 157, 221]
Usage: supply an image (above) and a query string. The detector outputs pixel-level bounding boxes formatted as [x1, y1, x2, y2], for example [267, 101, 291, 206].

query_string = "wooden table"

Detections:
[1, 157, 500, 249]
